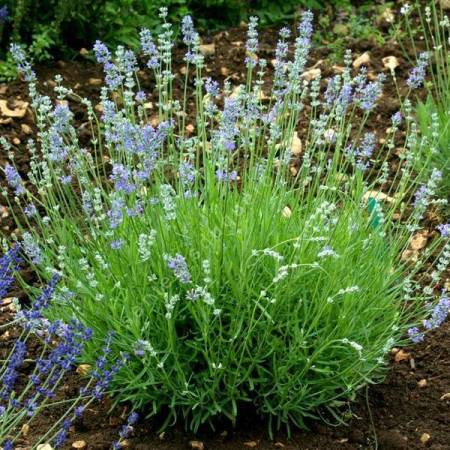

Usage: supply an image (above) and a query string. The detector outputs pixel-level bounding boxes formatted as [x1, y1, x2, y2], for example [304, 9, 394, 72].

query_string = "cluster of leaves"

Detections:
[0, 0, 351, 60]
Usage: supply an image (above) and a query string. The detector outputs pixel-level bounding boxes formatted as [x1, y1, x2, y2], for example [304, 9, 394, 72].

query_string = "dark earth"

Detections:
[1, 12, 450, 450]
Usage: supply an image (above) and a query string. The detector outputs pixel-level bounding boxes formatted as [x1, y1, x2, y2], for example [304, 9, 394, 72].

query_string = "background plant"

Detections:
[0, 248, 130, 449]
[0, 0, 364, 81]
[1, 9, 450, 436]
[396, 1, 450, 196]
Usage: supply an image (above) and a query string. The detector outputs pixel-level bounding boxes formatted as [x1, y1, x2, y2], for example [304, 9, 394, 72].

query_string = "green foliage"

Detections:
[0, 51, 17, 80]
[1, 0, 355, 63]
[398, 1, 450, 195]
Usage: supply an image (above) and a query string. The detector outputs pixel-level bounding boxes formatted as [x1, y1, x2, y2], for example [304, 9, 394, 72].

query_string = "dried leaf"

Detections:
[362, 190, 394, 203]
[291, 132, 302, 156]
[394, 349, 410, 363]
[440, 392, 450, 400]
[282, 206, 292, 218]
[401, 249, 419, 263]
[332, 65, 345, 74]
[76, 364, 92, 375]
[1, 297, 13, 306]
[382, 56, 400, 71]
[199, 43, 215, 56]
[353, 52, 370, 69]
[301, 68, 321, 81]
[417, 379, 428, 388]
[88, 78, 102, 86]
[21, 123, 32, 134]
[410, 232, 428, 251]
[0, 99, 29, 118]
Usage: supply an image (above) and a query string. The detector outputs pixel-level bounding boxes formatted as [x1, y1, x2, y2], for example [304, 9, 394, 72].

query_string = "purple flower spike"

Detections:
[407, 327, 424, 344]
[407, 52, 430, 89]
[437, 223, 450, 238]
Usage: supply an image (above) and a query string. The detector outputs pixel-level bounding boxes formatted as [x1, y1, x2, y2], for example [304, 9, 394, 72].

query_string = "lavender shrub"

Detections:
[1, 10, 449, 434]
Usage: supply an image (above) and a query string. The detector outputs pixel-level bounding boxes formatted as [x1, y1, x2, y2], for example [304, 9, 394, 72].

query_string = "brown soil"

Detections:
[1, 18, 450, 450]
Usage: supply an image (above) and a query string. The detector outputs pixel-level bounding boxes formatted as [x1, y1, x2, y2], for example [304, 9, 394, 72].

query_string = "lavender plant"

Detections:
[396, 1, 450, 193]
[1, 10, 450, 434]
[0, 248, 128, 449]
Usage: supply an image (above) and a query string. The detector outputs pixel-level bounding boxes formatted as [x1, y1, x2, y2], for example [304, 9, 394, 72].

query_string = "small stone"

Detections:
[420, 433, 431, 444]
[79, 48, 89, 56]
[0, 205, 8, 218]
[186, 124, 195, 134]
[179, 66, 188, 75]
[12, 137, 21, 145]
[143, 102, 153, 110]
[244, 442, 258, 448]
[72, 441, 87, 449]
[158, 432, 165, 440]
[417, 379, 428, 388]
[382, 56, 400, 71]
[199, 43, 215, 56]
[353, 52, 371, 69]
[21, 123, 32, 134]
[37, 445, 54, 450]
[440, 392, 450, 400]
[94, 104, 104, 113]
[88, 78, 102, 87]
[274, 443, 285, 448]
[220, 67, 229, 76]
[190, 441, 204, 450]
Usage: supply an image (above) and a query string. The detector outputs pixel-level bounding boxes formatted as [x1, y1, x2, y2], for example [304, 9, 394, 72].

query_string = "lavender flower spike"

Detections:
[407, 52, 430, 89]
[166, 254, 191, 284]
[437, 223, 450, 238]
[4, 164, 26, 195]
